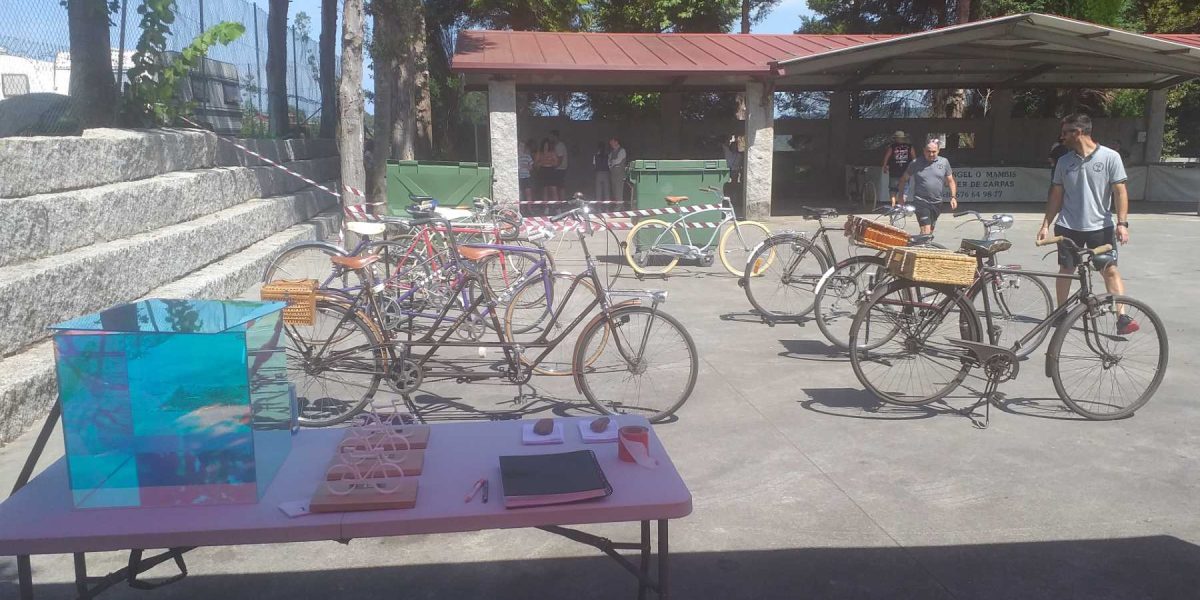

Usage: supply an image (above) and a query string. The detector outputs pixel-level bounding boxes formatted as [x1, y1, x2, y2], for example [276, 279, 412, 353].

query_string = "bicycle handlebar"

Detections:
[1037, 235, 1113, 256]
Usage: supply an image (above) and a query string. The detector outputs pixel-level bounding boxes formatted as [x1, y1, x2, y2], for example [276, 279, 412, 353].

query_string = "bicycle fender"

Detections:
[571, 300, 642, 395]
[262, 240, 348, 280]
[814, 264, 838, 295]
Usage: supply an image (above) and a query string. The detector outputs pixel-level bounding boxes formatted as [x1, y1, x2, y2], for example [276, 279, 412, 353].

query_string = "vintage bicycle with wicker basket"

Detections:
[847, 235, 1167, 426]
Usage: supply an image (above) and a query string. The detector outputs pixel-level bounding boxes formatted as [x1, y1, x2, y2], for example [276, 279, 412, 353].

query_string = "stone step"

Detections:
[0, 184, 339, 357]
[0, 209, 343, 447]
[0, 156, 340, 267]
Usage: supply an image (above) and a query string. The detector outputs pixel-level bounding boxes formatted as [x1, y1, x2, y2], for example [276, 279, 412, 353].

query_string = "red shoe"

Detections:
[1117, 314, 1140, 335]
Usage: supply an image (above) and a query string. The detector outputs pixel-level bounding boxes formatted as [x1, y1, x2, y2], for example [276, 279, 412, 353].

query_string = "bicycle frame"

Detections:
[641, 203, 736, 255]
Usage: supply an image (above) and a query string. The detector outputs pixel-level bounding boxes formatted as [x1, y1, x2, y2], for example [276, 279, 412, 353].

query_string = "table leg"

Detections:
[638, 520, 650, 600]
[73, 553, 89, 597]
[18, 555, 33, 600]
[658, 520, 669, 600]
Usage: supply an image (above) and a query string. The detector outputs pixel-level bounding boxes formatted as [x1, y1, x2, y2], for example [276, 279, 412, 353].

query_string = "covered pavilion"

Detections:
[453, 13, 1200, 218]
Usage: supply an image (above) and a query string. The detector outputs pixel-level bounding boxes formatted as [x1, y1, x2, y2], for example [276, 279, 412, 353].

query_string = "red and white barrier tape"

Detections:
[518, 199, 626, 205]
[601, 204, 721, 219]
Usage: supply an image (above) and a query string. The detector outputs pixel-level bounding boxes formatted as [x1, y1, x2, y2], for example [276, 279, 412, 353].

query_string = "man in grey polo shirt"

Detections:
[895, 140, 958, 234]
[1037, 113, 1137, 334]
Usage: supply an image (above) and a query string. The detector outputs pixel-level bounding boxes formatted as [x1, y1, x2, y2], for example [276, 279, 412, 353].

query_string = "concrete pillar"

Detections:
[743, 81, 774, 220]
[989, 89, 1014, 164]
[1145, 89, 1168, 164]
[488, 78, 520, 209]
[828, 91, 851, 197]
[660, 92, 682, 157]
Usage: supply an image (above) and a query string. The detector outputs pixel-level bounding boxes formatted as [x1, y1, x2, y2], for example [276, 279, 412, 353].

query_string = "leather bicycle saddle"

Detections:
[960, 238, 1011, 257]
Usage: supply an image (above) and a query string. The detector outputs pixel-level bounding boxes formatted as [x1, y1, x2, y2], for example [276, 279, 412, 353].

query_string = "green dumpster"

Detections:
[628, 159, 729, 245]
[385, 160, 492, 214]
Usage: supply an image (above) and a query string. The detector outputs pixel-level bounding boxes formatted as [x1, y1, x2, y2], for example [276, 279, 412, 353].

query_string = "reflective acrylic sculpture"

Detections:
[49, 299, 296, 509]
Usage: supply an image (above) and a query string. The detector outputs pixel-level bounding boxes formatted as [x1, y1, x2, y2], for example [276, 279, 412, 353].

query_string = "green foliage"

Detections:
[465, 0, 589, 31]
[593, 0, 739, 33]
[124, 0, 245, 126]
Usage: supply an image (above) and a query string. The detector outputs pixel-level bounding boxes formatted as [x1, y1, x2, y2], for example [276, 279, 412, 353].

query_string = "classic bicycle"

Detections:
[282, 201, 699, 425]
[624, 186, 771, 277]
[847, 166, 879, 211]
[812, 210, 1051, 353]
[847, 235, 1167, 422]
[740, 204, 917, 323]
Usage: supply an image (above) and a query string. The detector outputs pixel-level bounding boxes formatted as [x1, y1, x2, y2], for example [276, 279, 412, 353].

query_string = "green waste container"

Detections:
[385, 160, 492, 215]
[628, 159, 729, 245]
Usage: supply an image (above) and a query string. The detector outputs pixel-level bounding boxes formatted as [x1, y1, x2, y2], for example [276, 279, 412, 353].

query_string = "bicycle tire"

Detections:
[743, 234, 831, 320]
[625, 219, 681, 275]
[263, 242, 350, 288]
[477, 241, 556, 302]
[284, 300, 387, 426]
[862, 181, 878, 211]
[718, 220, 773, 277]
[504, 273, 604, 374]
[975, 271, 1053, 358]
[1049, 294, 1168, 420]
[814, 254, 890, 350]
[575, 305, 698, 422]
[848, 280, 982, 406]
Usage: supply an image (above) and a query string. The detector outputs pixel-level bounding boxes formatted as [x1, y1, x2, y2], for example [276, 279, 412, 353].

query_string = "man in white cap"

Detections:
[881, 130, 915, 206]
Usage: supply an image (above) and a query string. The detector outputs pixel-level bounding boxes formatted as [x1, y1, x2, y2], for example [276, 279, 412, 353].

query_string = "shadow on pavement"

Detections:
[801, 387, 937, 420]
[6, 536, 1200, 600]
[778, 338, 844, 361]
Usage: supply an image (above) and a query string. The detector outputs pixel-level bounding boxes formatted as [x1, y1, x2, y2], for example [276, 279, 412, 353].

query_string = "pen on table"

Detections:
[482, 480, 489, 504]
[464, 478, 485, 503]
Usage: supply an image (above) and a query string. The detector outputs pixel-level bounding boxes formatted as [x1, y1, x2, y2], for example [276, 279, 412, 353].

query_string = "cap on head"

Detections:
[893, 130, 909, 141]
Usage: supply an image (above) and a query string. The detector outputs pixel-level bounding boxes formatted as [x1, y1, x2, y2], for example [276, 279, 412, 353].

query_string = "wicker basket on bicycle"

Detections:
[886, 247, 975, 287]
[261, 279, 318, 325]
[845, 215, 910, 251]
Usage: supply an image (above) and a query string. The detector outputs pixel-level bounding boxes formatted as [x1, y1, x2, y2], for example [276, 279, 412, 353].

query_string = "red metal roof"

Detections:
[1151, 34, 1200, 48]
[453, 30, 899, 75]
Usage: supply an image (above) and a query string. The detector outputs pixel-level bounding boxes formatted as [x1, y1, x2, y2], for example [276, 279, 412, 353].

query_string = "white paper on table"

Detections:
[278, 500, 311, 518]
[577, 418, 619, 443]
[521, 421, 564, 445]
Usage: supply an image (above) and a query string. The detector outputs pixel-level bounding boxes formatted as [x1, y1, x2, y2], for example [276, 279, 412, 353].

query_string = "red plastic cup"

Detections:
[617, 425, 649, 462]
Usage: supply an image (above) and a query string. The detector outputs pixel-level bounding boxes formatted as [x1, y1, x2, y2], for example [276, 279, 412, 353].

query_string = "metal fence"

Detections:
[0, 0, 324, 133]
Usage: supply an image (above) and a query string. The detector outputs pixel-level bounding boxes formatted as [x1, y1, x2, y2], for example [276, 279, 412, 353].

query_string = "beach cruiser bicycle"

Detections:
[624, 186, 771, 277]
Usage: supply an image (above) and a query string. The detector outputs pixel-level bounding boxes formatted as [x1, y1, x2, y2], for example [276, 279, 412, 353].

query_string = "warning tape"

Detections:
[601, 204, 721, 219]
[518, 199, 626, 205]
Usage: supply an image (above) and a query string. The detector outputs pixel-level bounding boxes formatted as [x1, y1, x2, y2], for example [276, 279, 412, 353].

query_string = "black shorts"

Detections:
[911, 199, 942, 228]
[888, 175, 902, 193]
[1054, 225, 1118, 268]
[551, 169, 566, 186]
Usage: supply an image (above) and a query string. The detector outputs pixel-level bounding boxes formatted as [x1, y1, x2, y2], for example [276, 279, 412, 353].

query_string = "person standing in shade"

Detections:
[895, 140, 958, 234]
[518, 139, 535, 206]
[1037, 113, 1137, 334]
[551, 130, 568, 200]
[593, 141, 611, 202]
[608, 137, 627, 205]
[723, 136, 744, 184]
[535, 138, 560, 210]
[882, 130, 915, 206]
[1049, 136, 1070, 172]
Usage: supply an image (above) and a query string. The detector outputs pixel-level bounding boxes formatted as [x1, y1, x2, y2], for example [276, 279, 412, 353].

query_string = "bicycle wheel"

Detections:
[283, 300, 387, 426]
[575, 305, 698, 422]
[743, 235, 831, 320]
[1049, 294, 1167, 420]
[504, 273, 603, 374]
[718, 220, 772, 277]
[975, 271, 1052, 358]
[477, 242, 555, 302]
[862, 181, 878, 211]
[849, 280, 982, 406]
[263, 243, 349, 288]
[813, 254, 890, 350]
[625, 219, 680, 275]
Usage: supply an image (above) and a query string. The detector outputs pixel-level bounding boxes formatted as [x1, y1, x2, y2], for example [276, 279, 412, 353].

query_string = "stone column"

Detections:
[743, 81, 774, 220]
[1144, 89, 1168, 164]
[488, 78, 520, 209]
[989, 89, 1014, 164]
[828, 91, 850, 197]
[661, 92, 682, 157]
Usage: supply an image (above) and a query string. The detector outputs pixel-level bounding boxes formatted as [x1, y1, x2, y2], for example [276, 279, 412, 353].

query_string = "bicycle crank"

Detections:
[455, 313, 487, 341]
[386, 360, 424, 394]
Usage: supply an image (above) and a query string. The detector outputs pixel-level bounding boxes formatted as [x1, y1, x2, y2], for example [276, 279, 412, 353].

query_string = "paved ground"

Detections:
[3, 205, 1200, 599]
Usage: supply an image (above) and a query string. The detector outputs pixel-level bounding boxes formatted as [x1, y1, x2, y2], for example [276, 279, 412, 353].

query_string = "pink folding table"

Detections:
[0, 415, 692, 600]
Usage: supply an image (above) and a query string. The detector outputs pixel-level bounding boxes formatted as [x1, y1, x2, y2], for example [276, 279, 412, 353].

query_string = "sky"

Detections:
[282, 0, 815, 112]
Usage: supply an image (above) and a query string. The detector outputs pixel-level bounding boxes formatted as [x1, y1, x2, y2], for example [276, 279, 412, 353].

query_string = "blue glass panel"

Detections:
[50, 299, 286, 334]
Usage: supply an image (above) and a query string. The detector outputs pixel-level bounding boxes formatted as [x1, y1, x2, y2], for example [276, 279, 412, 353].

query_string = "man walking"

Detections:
[551, 130, 568, 200]
[1036, 113, 1136, 334]
[895, 140, 957, 234]
[882, 130, 915, 206]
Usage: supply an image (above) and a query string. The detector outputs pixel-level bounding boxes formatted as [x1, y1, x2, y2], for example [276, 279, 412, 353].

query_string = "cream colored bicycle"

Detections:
[624, 186, 772, 277]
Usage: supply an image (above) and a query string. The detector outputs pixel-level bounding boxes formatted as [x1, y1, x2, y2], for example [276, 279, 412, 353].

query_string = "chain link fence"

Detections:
[0, 0, 324, 136]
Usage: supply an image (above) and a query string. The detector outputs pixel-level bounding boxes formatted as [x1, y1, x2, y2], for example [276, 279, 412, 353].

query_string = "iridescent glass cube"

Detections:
[50, 299, 295, 508]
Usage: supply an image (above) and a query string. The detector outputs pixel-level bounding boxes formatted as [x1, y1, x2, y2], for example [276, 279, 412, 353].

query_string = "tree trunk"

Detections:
[390, 0, 417, 161]
[267, 0, 289, 136]
[412, 1, 433, 158]
[338, 0, 367, 209]
[367, 10, 396, 205]
[956, 0, 971, 24]
[67, 0, 115, 128]
[741, 0, 751, 34]
[318, 0, 337, 138]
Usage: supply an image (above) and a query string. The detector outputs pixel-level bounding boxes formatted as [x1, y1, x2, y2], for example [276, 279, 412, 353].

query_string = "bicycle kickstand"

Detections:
[957, 376, 1002, 430]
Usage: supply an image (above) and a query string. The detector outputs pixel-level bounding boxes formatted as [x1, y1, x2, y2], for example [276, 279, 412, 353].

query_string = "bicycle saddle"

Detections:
[330, 254, 381, 270]
[799, 206, 838, 220]
[406, 204, 437, 218]
[664, 195, 689, 204]
[409, 195, 436, 203]
[908, 233, 934, 246]
[960, 238, 1011, 257]
[458, 246, 500, 261]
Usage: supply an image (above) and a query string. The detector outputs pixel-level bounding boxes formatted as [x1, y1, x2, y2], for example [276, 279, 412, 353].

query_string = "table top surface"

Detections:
[0, 416, 691, 556]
